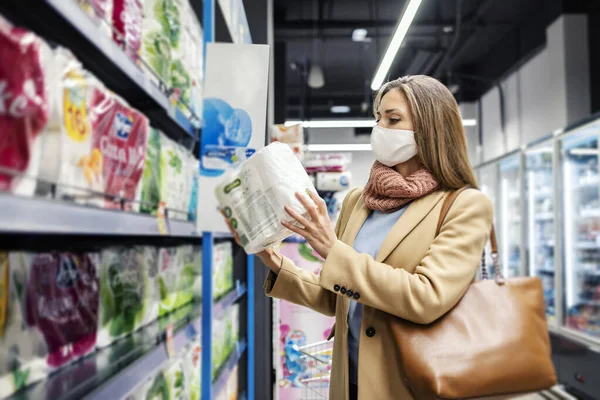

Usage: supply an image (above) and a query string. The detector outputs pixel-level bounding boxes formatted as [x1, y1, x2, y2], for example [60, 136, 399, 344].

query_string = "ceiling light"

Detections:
[443, 25, 454, 33]
[286, 119, 477, 128]
[307, 144, 372, 152]
[370, 0, 423, 91]
[352, 28, 368, 42]
[307, 65, 325, 89]
[330, 105, 351, 114]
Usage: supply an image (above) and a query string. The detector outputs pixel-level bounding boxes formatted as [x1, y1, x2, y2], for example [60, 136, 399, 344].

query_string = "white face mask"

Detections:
[370, 125, 418, 167]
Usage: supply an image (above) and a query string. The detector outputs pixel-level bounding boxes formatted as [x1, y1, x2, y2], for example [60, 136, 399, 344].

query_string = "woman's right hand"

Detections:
[221, 211, 283, 274]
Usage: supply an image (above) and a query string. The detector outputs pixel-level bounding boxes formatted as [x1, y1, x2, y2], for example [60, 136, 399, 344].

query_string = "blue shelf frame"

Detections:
[202, 232, 255, 400]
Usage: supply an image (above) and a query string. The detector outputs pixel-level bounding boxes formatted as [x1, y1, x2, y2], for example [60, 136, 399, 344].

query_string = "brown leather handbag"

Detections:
[391, 188, 557, 399]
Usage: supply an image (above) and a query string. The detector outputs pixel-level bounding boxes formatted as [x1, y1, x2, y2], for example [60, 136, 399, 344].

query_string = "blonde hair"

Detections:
[373, 75, 478, 189]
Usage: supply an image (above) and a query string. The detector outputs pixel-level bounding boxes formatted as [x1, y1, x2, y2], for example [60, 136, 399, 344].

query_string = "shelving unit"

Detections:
[0, 0, 256, 398]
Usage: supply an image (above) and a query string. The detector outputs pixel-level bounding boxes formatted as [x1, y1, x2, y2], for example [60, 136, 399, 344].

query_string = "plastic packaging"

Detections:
[141, 0, 180, 85]
[160, 135, 190, 220]
[139, 128, 163, 214]
[182, 336, 202, 400]
[77, 0, 114, 37]
[315, 171, 352, 192]
[0, 16, 50, 196]
[212, 241, 233, 300]
[0, 253, 48, 398]
[215, 142, 317, 254]
[157, 246, 181, 317]
[112, 0, 143, 65]
[97, 247, 151, 347]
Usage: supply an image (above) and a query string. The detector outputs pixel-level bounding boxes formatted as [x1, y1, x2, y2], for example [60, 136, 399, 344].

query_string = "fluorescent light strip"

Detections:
[307, 144, 372, 152]
[370, 0, 423, 91]
[285, 118, 477, 128]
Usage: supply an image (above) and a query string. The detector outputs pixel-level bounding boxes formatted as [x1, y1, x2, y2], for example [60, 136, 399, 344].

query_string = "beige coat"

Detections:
[265, 188, 493, 399]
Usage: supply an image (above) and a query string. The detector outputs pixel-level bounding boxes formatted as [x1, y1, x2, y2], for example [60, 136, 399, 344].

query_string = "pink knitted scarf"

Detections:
[363, 161, 440, 213]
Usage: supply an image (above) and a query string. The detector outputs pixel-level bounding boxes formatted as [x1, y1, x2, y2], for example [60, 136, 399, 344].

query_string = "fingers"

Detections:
[295, 192, 320, 220]
[306, 189, 328, 215]
[284, 205, 312, 230]
[281, 220, 307, 237]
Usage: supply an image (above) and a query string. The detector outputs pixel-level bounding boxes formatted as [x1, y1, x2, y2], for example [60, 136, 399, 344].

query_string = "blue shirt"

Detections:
[347, 205, 410, 385]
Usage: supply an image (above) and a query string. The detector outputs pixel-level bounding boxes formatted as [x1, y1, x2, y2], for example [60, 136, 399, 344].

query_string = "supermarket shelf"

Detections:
[1, 0, 200, 141]
[8, 305, 201, 400]
[0, 194, 199, 237]
[212, 340, 247, 400]
[577, 242, 599, 250]
[214, 283, 247, 320]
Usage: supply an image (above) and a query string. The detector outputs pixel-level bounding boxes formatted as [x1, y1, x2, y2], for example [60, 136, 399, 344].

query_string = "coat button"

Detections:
[366, 327, 376, 337]
[353, 292, 360, 300]
[340, 287, 347, 295]
[334, 284, 341, 292]
[346, 289, 354, 298]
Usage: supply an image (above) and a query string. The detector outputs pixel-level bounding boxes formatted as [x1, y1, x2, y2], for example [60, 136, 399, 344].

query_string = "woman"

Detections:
[225, 75, 493, 400]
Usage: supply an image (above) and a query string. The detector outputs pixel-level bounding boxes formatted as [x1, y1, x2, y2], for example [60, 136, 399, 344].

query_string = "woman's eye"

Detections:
[389, 118, 400, 124]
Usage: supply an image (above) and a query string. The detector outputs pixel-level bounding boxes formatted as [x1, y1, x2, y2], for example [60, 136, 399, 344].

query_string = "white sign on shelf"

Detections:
[198, 43, 270, 232]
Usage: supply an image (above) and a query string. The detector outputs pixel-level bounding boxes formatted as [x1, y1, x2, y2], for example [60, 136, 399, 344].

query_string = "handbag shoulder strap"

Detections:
[436, 188, 499, 255]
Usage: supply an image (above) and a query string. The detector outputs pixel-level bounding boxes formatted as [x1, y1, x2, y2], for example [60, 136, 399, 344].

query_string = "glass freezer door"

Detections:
[478, 163, 499, 275]
[499, 153, 523, 278]
[560, 119, 600, 338]
[525, 141, 556, 323]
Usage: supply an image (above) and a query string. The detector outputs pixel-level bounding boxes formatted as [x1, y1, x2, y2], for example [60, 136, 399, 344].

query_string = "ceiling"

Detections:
[274, 0, 587, 121]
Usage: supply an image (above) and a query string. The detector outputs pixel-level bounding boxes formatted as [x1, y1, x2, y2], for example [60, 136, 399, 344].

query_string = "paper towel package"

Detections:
[215, 142, 317, 254]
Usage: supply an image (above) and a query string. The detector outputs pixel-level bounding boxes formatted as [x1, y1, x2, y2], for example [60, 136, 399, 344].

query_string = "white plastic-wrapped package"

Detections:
[215, 142, 317, 254]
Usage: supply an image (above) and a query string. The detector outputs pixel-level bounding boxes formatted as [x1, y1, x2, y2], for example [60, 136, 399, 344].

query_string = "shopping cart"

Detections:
[297, 340, 334, 399]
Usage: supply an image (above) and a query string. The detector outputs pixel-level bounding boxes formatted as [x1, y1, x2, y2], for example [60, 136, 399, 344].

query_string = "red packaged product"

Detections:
[112, 0, 143, 65]
[22, 252, 100, 368]
[88, 88, 148, 209]
[0, 16, 49, 194]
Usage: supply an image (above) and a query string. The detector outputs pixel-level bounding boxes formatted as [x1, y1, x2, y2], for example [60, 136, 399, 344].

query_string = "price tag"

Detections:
[165, 323, 175, 358]
[157, 201, 169, 235]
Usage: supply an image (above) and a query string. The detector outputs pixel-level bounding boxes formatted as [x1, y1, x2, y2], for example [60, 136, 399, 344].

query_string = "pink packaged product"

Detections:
[88, 87, 149, 209]
[112, 0, 143, 65]
[0, 15, 50, 195]
[304, 153, 350, 173]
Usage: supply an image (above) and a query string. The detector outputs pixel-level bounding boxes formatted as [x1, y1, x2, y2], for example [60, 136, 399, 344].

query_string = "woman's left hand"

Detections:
[282, 190, 337, 259]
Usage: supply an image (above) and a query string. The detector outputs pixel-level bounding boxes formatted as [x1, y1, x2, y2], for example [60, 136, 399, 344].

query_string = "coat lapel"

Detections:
[375, 190, 447, 262]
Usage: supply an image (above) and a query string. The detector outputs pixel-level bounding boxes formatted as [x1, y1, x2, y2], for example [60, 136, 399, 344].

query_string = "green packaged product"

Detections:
[174, 245, 201, 308]
[212, 242, 233, 300]
[164, 359, 185, 399]
[157, 247, 180, 317]
[98, 247, 151, 347]
[140, 128, 163, 215]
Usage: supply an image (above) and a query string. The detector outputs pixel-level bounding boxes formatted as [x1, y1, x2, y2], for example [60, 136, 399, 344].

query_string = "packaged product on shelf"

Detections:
[230, 303, 239, 345]
[211, 315, 226, 375]
[315, 171, 352, 192]
[141, 0, 181, 86]
[0, 16, 50, 196]
[112, 0, 143, 65]
[304, 152, 352, 173]
[271, 123, 304, 144]
[139, 128, 163, 214]
[0, 252, 48, 398]
[164, 358, 186, 399]
[131, 370, 170, 400]
[157, 246, 181, 317]
[191, 245, 202, 299]
[160, 134, 190, 220]
[140, 246, 160, 326]
[185, 11, 204, 125]
[215, 142, 317, 254]
[88, 86, 149, 210]
[98, 247, 152, 347]
[173, 245, 197, 308]
[182, 336, 202, 400]
[76, 0, 114, 37]
[213, 241, 233, 300]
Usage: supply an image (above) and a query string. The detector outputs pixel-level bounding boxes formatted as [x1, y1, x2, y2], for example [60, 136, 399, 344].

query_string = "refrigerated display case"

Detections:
[559, 118, 600, 338]
[477, 162, 499, 275]
[525, 138, 556, 324]
[498, 152, 524, 278]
